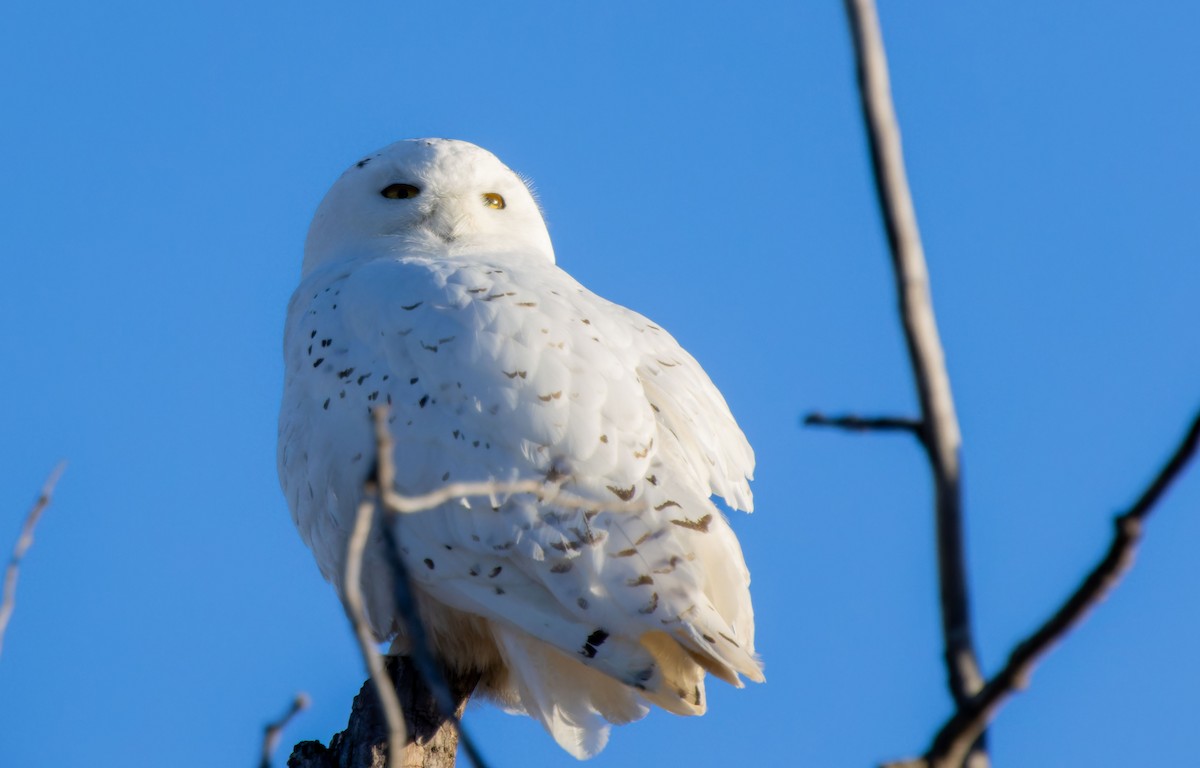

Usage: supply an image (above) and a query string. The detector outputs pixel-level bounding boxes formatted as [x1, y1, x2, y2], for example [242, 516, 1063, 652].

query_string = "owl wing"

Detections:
[607, 300, 755, 512]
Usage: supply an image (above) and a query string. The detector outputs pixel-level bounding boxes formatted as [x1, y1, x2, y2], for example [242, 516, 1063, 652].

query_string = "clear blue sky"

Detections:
[2, 3, 1197, 766]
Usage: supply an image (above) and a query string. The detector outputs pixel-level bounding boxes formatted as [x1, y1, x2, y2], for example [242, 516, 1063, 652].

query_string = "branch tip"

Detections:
[0, 462, 67, 659]
[842, 0, 985, 761]
[804, 412, 924, 437]
[260, 692, 311, 768]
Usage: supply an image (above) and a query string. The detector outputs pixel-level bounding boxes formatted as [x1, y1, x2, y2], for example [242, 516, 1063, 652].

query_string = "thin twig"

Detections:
[370, 407, 491, 768]
[842, 1, 986, 758]
[377, 466, 648, 518]
[260, 692, 311, 768]
[890, 411, 1200, 768]
[343, 490, 408, 768]
[0, 462, 66, 659]
[381, 479, 544, 514]
[804, 412, 924, 438]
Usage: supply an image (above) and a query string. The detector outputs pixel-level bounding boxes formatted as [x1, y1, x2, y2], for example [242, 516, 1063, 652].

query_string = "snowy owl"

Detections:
[278, 138, 762, 759]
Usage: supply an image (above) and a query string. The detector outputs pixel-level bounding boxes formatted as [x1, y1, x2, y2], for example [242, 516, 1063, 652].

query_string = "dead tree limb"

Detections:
[370, 407, 491, 768]
[839, 0, 987, 757]
[794, 1, 988, 765]
[0, 462, 66, 660]
[319, 492, 476, 768]
[827, 4, 1199, 766]
[343, 490, 410, 768]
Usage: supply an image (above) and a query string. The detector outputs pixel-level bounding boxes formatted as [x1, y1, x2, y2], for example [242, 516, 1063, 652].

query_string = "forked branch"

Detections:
[883, 412, 1200, 768]
[369, 407, 490, 768]
[260, 692, 310, 768]
[841, 0, 986, 743]
[833, 5, 1199, 768]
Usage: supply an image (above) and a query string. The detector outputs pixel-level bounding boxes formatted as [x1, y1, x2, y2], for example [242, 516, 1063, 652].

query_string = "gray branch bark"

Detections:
[839, 3, 987, 765]
[831, 4, 1200, 767]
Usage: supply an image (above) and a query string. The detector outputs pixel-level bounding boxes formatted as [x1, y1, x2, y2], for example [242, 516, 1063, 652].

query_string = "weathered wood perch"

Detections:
[289, 656, 479, 768]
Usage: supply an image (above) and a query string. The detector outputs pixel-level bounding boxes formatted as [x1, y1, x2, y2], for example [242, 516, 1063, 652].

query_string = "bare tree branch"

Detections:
[369, 407, 491, 768]
[843, 0, 985, 723]
[804, 412, 924, 438]
[0, 462, 66, 660]
[261, 692, 310, 768]
[880, 411, 1200, 768]
[344, 490, 409, 768]
[840, 1, 985, 763]
[832, 4, 1198, 767]
[377, 469, 649, 518]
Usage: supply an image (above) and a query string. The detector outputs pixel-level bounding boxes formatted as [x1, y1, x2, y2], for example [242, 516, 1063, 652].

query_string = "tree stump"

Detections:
[289, 656, 479, 768]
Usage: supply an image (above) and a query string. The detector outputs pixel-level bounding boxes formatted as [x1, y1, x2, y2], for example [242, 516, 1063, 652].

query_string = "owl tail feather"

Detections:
[636, 631, 708, 715]
[492, 626, 650, 760]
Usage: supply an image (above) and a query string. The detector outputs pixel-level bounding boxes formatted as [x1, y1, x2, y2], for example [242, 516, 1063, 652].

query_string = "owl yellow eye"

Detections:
[380, 183, 421, 200]
[482, 192, 506, 210]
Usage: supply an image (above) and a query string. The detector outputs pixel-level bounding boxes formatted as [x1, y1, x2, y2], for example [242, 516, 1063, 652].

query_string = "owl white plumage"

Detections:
[278, 138, 762, 759]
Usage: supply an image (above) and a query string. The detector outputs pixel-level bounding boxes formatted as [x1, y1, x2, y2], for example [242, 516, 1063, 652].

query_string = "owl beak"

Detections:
[425, 197, 473, 244]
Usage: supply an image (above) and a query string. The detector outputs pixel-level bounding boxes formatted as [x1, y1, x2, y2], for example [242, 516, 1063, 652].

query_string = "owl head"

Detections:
[303, 138, 555, 274]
